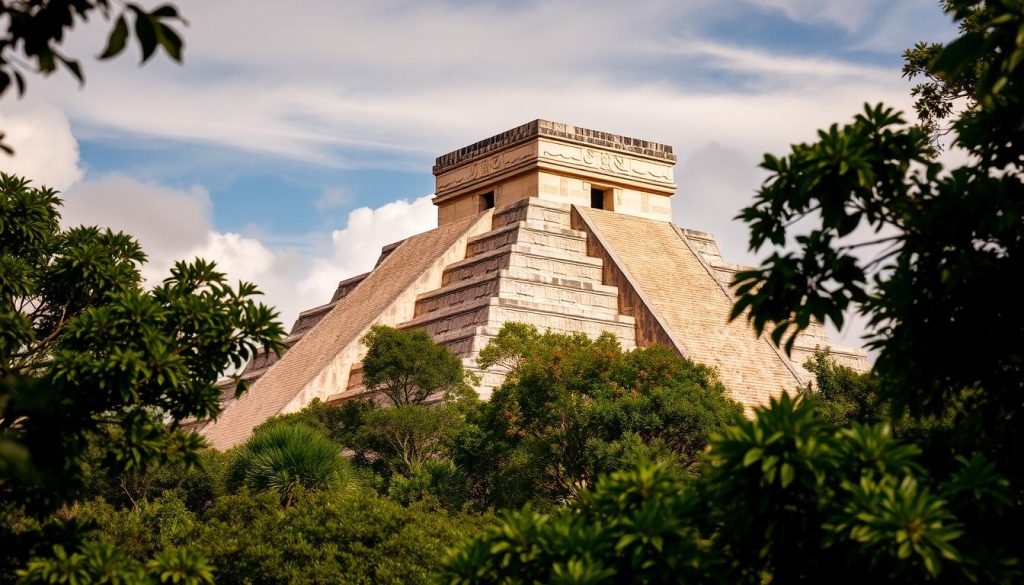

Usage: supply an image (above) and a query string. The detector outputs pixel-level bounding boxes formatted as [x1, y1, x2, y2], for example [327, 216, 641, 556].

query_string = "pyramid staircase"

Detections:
[340, 198, 637, 399]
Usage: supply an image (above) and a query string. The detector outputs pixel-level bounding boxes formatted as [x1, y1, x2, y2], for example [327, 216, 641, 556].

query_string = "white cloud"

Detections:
[660, 40, 893, 86]
[186, 232, 276, 283]
[16, 0, 927, 170]
[300, 195, 437, 302]
[60, 174, 211, 266]
[0, 102, 83, 190]
[743, 0, 875, 32]
[59, 173, 437, 330]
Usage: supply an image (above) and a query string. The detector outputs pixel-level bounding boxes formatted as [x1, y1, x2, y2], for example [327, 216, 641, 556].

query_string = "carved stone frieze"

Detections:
[538, 140, 674, 185]
[436, 142, 536, 193]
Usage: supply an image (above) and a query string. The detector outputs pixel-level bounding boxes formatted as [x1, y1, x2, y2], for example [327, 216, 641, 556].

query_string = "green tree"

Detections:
[188, 489, 488, 585]
[80, 442, 230, 514]
[1, 174, 284, 581]
[254, 397, 374, 447]
[35, 484, 488, 584]
[361, 324, 475, 407]
[0, 1, 186, 153]
[454, 324, 741, 508]
[437, 464, 714, 585]
[354, 405, 465, 476]
[226, 424, 356, 506]
[902, 1, 985, 143]
[801, 350, 956, 467]
[18, 543, 214, 585]
[0, 174, 284, 513]
[354, 403, 474, 510]
[255, 394, 475, 510]
[385, 458, 471, 511]
[730, 0, 1024, 488]
[801, 349, 886, 427]
[442, 396, 1016, 584]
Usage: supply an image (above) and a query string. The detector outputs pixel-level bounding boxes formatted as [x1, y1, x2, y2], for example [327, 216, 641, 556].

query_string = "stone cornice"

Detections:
[433, 119, 676, 175]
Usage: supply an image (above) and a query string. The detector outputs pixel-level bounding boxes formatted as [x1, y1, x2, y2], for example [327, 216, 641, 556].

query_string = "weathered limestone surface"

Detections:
[680, 228, 871, 377]
[573, 206, 804, 410]
[433, 120, 677, 225]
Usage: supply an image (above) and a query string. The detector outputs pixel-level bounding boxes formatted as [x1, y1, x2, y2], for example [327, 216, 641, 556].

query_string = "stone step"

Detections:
[400, 297, 636, 347]
[416, 273, 501, 317]
[492, 199, 572, 230]
[426, 325, 501, 358]
[289, 301, 336, 340]
[442, 243, 604, 285]
[415, 269, 620, 317]
[466, 221, 587, 257]
[330, 272, 370, 303]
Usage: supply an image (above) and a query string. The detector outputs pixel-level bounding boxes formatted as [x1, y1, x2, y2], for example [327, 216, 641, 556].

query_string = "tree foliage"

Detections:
[60, 482, 489, 585]
[361, 324, 475, 407]
[801, 349, 886, 427]
[902, 1, 985, 142]
[253, 397, 374, 448]
[354, 404, 466, 476]
[0, 174, 285, 515]
[731, 0, 1024, 486]
[18, 543, 214, 585]
[191, 489, 487, 585]
[441, 395, 1019, 584]
[1, 174, 284, 582]
[438, 464, 712, 585]
[454, 324, 741, 508]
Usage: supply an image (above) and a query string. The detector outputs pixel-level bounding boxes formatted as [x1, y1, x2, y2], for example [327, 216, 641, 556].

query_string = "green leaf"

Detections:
[743, 448, 763, 467]
[779, 462, 794, 487]
[56, 55, 83, 84]
[134, 12, 158, 63]
[100, 15, 130, 60]
[156, 23, 184, 62]
[151, 4, 181, 19]
[930, 33, 985, 79]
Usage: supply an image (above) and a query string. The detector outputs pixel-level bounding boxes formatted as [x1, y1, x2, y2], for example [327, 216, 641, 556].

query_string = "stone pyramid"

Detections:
[200, 120, 867, 450]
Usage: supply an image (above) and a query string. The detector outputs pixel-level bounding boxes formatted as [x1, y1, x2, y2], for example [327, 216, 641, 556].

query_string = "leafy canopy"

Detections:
[454, 323, 741, 508]
[0, 174, 285, 514]
[442, 394, 1017, 584]
[731, 0, 1024, 483]
[361, 324, 475, 407]
[902, 1, 986, 143]
[1, 174, 284, 583]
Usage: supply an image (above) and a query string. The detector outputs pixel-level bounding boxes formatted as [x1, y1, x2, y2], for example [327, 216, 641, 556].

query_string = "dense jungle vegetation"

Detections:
[2, 0, 1022, 583]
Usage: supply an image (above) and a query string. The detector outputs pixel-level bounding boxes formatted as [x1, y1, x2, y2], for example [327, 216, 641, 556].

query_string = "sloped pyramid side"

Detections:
[201, 212, 493, 450]
[680, 228, 870, 375]
[572, 206, 803, 408]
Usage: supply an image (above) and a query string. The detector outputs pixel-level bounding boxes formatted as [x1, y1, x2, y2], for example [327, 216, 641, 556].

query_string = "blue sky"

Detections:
[0, 0, 958, 342]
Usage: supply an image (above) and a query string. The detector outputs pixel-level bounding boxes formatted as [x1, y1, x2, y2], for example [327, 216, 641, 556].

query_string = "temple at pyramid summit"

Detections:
[199, 120, 869, 450]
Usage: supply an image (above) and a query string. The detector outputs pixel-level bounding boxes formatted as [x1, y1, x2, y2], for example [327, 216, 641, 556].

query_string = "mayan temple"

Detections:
[200, 120, 868, 450]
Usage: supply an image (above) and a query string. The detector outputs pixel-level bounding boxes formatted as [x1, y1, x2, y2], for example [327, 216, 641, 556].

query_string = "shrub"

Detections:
[226, 424, 356, 506]
[193, 489, 488, 585]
